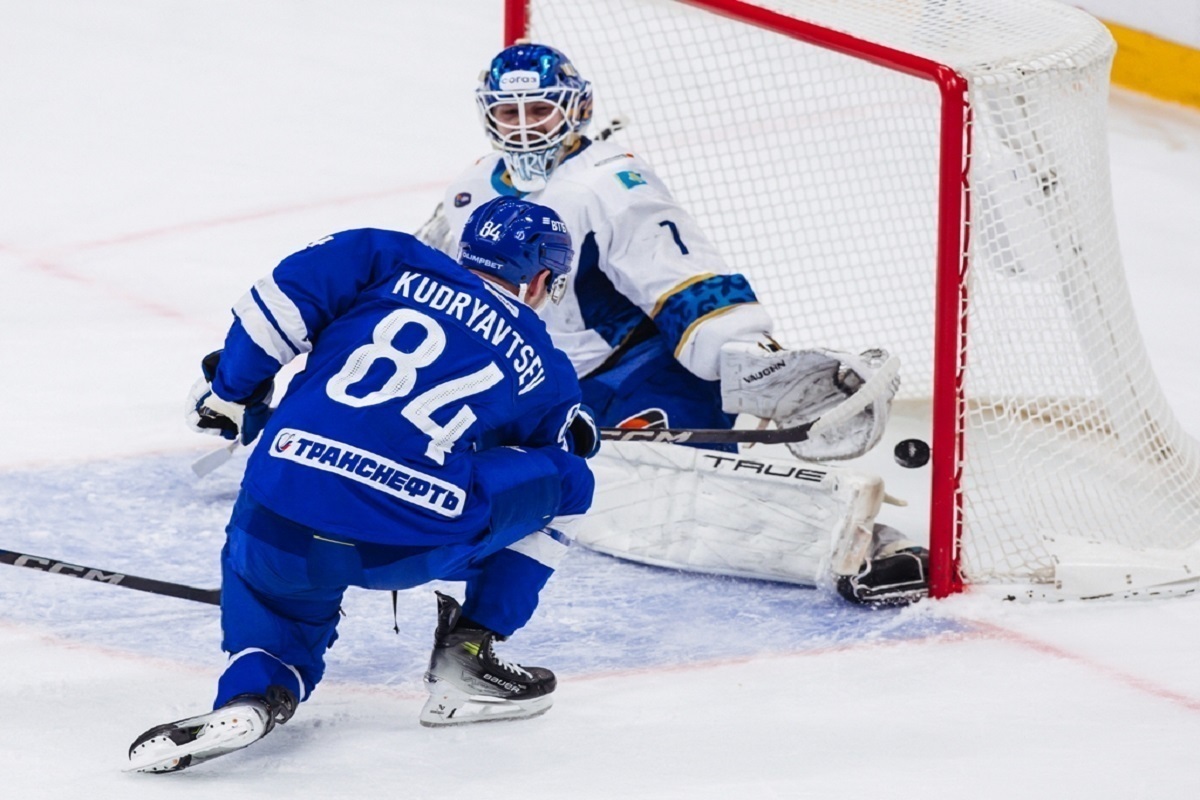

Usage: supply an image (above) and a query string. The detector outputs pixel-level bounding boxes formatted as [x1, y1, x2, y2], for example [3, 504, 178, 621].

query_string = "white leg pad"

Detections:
[561, 442, 885, 585]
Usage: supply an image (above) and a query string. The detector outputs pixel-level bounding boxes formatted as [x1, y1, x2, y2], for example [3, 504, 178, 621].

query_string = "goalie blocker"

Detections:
[559, 442, 928, 605]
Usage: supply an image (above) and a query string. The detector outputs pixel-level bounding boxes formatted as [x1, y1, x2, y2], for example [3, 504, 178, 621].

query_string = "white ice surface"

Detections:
[2, 2, 1200, 797]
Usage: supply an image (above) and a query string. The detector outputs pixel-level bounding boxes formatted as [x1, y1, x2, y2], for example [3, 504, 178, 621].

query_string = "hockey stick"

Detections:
[193, 354, 899, 467]
[599, 353, 901, 444]
[191, 439, 240, 478]
[600, 422, 809, 444]
[0, 548, 220, 606]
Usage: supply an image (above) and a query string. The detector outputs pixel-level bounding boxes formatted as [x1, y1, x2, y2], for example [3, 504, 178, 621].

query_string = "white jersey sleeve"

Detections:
[585, 155, 773, 379]
[432, 141, 774, 381]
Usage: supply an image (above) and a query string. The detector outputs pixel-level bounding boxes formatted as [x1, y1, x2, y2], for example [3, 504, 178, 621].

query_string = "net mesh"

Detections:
[519, 0, 1200, 585]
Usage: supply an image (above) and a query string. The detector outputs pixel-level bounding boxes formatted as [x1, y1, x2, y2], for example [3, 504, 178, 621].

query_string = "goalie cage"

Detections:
[505, 0, 1200, 599]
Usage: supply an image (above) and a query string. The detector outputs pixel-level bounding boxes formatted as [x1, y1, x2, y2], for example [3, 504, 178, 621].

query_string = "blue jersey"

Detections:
[210, 229, 589, 547]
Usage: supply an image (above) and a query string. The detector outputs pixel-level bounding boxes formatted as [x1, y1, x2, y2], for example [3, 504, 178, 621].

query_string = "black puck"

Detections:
[894, 438, 930, 468]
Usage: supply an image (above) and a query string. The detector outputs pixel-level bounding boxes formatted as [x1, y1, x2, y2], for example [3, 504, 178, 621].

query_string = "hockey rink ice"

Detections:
[3, 2, 1200, 797]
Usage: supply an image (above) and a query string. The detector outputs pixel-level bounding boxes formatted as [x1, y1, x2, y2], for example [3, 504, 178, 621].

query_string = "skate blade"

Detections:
[858, 587, 928, 607]
[419, 686, 554, 727]
[125, 705, 268, 773]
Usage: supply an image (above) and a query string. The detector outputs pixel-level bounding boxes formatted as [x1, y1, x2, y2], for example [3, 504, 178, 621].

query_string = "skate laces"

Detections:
[483, 636, 533, 679]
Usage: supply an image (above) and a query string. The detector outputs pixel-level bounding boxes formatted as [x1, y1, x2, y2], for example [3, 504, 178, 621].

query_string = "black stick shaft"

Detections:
[0, 548, 220, 606]
[598, 421, 814, 445]
[595, 354, 901, 445]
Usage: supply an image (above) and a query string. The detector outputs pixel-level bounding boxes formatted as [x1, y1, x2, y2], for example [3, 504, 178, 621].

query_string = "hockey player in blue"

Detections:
[127, 197, 599, 774]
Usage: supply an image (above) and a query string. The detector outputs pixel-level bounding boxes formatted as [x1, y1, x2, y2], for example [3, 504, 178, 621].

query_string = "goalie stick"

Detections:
[191, 354, 900, 474]
[0, 547, 220, 606]
[600, 353, 900, 443]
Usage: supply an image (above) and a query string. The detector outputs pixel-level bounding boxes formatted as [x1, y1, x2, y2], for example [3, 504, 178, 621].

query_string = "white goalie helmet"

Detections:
[476, 43, 594, 192]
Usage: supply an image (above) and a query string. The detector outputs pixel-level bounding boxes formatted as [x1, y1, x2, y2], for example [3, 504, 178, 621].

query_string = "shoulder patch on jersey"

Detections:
[615, 170, 647, 189]
[595, 152, 635, 167]
[454, 192, 472, 208]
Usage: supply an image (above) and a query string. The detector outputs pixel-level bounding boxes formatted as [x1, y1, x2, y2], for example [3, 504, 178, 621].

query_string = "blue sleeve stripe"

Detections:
[249, 284, 304, 357]
[232, 289, 293, 364]
[594, 310, 645, 350]
[650, 272, 718, 319]
[252, 275, 311, 354]
[651, 273, 759, 352]
[232, 281, 307, 365]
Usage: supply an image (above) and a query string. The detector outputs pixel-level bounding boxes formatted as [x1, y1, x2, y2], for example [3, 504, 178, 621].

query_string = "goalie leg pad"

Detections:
[559, 442, 885, 586]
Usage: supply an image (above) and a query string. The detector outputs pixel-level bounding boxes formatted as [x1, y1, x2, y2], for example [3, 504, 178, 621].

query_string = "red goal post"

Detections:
[503, 0, 1200, 599]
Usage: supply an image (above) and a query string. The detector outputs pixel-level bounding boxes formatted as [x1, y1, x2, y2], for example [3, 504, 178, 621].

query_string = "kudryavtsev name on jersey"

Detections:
[391, 270, 547, 395]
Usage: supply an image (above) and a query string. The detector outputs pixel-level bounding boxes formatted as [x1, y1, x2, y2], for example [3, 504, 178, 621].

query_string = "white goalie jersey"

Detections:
[426, 138, 773, 381]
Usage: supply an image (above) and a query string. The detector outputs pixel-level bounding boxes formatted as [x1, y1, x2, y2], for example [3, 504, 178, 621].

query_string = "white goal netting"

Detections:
[514, 0, 1200, 593]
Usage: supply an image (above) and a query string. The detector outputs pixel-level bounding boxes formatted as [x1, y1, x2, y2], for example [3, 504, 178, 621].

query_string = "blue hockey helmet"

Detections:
[458, 197, 574, 292]
[476, 43, 593, 191]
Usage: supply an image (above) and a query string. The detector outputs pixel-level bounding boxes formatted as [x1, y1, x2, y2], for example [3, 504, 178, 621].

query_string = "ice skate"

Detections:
[837, 542, 930, 607]
[419, 592, 556, 727]
[126, 688, 296, 773]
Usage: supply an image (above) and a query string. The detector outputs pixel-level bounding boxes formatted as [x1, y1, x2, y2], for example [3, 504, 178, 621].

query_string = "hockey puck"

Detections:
[894, 438, 930, 468]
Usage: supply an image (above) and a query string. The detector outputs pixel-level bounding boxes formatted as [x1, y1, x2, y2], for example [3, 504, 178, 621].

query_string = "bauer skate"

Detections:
[126, 687, 296, 774]
[419, 591, 556, 727]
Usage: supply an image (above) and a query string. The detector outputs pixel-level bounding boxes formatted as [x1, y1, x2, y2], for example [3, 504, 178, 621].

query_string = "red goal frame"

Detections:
[504, 0, 973, 597]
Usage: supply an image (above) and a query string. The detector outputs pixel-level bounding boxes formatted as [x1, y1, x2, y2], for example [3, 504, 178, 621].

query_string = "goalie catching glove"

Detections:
[719, 342, 899, 461]
[185, 351, 273, 446]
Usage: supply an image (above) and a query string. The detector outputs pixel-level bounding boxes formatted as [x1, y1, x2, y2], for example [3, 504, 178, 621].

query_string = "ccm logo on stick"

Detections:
[606, 429, 694, 443]
[13, 555, 126, 585]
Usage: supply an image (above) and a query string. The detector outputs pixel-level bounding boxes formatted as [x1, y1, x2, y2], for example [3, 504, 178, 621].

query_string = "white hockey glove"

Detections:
[719, 343, 899, 461]
[185, 351, 273, 446]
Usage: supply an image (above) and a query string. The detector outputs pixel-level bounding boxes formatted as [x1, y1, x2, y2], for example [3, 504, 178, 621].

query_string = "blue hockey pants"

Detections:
[213, 492, 567, 709]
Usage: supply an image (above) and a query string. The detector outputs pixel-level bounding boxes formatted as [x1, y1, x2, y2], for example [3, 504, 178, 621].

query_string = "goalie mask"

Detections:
[477, 43, 593, 192]
[458, 197, 574, 303]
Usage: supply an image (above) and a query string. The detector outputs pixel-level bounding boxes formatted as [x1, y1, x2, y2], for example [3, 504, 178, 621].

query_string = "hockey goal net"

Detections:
[505, 0, 1200, 598]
